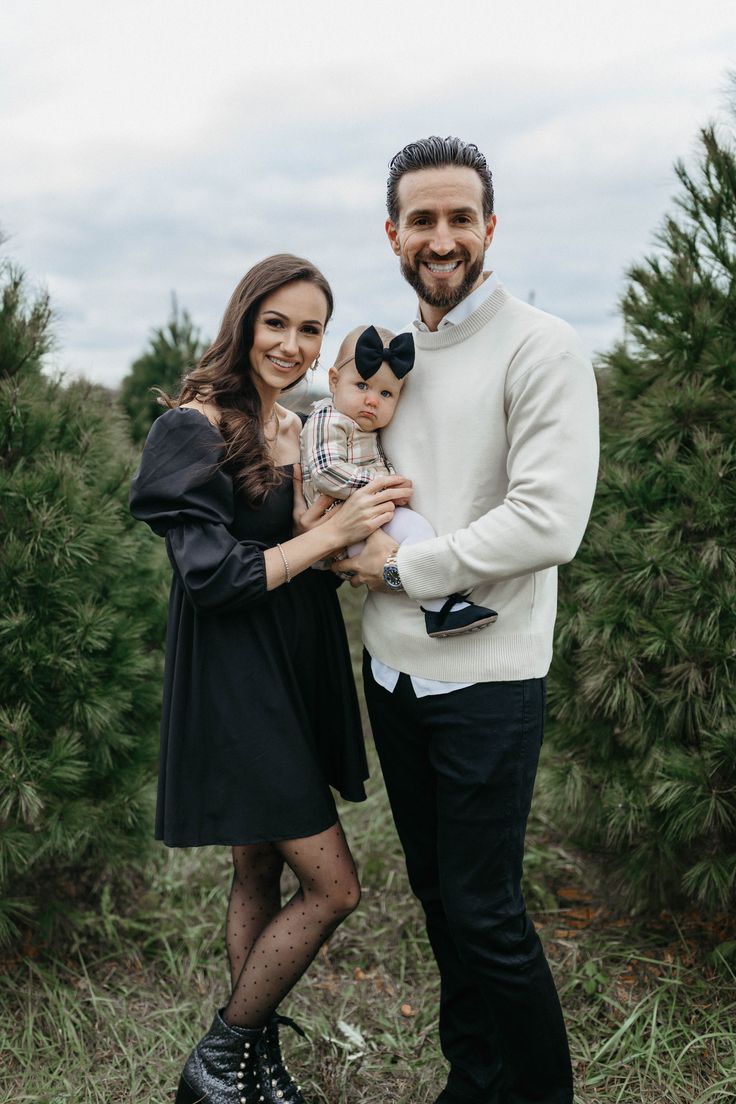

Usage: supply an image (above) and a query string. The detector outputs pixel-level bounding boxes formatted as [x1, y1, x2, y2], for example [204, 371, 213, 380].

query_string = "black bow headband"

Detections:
[354, 326, 415, 381]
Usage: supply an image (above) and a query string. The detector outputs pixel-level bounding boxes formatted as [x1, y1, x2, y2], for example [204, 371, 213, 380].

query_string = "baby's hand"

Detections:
[292, 464, 338, 535]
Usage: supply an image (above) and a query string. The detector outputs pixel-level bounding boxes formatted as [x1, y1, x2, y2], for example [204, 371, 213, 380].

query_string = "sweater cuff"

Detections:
[397, 538, 451, 601]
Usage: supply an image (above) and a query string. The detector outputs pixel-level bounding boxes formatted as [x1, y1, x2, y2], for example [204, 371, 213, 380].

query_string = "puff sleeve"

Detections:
[129, 409, 267, 612]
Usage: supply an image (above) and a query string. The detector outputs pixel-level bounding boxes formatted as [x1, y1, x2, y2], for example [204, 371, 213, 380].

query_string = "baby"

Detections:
[300, 324, 497, 639]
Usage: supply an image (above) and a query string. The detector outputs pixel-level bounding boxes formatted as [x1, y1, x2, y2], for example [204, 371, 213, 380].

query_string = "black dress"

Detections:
[129, 407, 367, 847]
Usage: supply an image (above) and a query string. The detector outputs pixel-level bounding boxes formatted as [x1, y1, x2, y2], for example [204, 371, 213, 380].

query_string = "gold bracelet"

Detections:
[276, 543, 291, 584]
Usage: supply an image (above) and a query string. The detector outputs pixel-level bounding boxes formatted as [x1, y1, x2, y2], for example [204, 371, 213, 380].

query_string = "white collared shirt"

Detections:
[371, 273, 499, 697]
[413, 270, 499, 333]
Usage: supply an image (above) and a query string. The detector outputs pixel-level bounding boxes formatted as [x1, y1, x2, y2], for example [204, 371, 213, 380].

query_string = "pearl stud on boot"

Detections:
[175, 1009, 266, 1104]
[257, 1013, 308, 1104]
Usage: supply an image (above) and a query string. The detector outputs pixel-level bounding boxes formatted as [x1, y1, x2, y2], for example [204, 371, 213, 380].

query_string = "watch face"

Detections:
[383, 562, 402, 590]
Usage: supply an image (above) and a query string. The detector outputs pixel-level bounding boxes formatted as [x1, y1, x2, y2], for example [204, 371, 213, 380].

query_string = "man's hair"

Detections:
[386, 136, 494, 224]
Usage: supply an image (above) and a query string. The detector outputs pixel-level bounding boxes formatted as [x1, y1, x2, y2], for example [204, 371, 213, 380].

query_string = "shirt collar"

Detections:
[413, 271, 499, 332]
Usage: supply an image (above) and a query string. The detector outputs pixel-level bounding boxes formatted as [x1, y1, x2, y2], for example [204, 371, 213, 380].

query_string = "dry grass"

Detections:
[1, 588, 734, 1103]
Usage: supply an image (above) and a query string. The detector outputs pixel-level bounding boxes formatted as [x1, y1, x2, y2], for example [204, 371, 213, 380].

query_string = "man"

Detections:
[336, 136, 599, 1104]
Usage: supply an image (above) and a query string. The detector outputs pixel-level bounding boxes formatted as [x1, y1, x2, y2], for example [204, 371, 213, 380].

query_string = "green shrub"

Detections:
[547, 115, 736, 912]
[119, 296, 204, 443]
[0, 258, 168, 944]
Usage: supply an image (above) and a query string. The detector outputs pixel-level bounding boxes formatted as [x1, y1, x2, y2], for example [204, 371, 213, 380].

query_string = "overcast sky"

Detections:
[2, 0, 735, 387]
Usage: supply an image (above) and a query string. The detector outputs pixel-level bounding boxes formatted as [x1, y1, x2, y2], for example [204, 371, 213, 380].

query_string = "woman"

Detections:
[129, 254, 406, 1104]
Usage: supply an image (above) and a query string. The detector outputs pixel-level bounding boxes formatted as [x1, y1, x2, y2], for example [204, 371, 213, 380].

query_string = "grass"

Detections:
[1, 588, 735, 1103]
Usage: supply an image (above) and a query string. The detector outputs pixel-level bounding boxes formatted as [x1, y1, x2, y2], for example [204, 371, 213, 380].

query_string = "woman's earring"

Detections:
[310, 357, 320, 372]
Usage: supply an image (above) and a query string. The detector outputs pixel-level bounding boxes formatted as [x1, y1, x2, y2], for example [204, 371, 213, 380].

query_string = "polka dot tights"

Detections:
[223, 821, 360, 1028]
[225, 841, 284, 989]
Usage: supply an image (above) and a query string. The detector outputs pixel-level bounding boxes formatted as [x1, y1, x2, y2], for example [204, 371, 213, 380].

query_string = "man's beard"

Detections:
[400, 252, 485, 311]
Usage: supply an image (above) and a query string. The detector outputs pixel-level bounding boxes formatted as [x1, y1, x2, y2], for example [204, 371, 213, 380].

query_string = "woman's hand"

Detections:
[326, 475, 412, 547]
[331, 528, 398, 590]
[292, 464, 338, 535]
[391, 474, 413, 508]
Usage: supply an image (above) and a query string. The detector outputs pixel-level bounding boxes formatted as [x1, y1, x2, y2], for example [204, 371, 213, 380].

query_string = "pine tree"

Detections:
[546, 112, 736, 913]
[0, 255, 168, 944]
[120, 296, 204, 443]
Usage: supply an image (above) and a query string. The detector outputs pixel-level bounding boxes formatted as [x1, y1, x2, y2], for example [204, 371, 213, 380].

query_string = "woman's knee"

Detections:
[337, 873, 361, 918]
[306, 870, 361, 921]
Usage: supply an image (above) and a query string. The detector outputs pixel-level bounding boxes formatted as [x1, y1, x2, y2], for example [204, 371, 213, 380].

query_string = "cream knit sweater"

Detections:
[362, 285, 599, 682]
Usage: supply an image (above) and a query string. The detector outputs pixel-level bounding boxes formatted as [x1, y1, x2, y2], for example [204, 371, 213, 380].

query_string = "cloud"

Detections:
[2, 0, 735, 384]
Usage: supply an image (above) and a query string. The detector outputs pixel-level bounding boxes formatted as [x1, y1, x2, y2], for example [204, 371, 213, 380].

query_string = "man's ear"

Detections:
[385, 218, 401, 257]
[327, 366, 339, 393]
[484, 214, 497, 250]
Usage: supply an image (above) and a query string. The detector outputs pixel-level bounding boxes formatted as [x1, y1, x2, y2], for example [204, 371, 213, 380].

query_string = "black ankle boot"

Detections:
[257, 1013, 308, 1103]
[175, 1009, 265, 1104]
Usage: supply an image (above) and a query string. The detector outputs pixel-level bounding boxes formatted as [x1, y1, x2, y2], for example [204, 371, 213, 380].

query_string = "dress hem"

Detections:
[154, 788, 368, 848]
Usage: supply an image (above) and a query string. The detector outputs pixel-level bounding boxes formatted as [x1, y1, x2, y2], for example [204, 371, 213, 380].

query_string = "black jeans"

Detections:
[363, 654, 573, 1104]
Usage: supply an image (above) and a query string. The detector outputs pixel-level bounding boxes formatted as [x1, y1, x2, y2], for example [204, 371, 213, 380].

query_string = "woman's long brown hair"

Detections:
[163, 254, 333, 505]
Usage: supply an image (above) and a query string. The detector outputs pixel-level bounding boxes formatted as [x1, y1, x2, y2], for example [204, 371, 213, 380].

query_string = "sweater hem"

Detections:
[362, 619, 553, 683]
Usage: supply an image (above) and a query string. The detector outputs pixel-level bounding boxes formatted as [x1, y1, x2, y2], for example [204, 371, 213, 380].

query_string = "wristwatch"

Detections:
[383, 550, 404, 591]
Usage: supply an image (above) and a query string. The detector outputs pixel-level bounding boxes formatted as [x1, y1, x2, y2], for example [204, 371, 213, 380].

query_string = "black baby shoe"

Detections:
[422, 595, 498, 639]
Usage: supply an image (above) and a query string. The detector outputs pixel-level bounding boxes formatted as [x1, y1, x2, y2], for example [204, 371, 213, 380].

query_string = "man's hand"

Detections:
[331, 528, 398, 591]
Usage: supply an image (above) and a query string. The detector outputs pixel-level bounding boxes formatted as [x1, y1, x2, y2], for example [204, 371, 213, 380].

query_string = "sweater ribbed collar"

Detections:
[412, 285, 510, 350]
